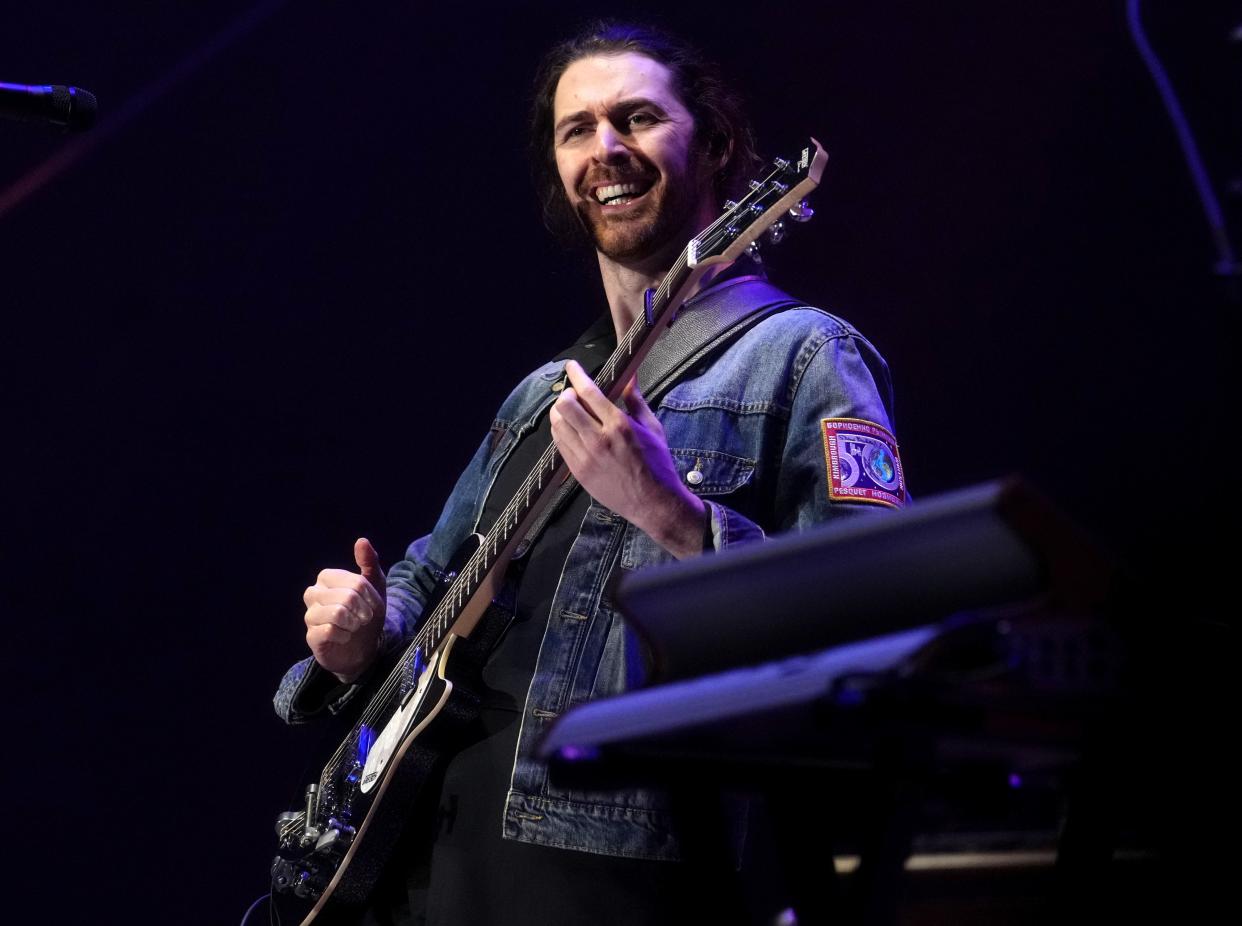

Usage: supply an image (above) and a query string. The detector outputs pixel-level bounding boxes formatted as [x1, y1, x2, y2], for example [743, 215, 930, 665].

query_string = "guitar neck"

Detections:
[385, 138, 827, 706]
[283, 141, 829, 910]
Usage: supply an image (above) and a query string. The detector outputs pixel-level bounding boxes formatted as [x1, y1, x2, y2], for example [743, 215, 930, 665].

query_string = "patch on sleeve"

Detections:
[820, 418, 906, 508]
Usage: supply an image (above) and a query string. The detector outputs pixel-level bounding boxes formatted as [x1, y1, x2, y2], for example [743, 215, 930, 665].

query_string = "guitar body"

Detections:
[272, 540, 511, 925]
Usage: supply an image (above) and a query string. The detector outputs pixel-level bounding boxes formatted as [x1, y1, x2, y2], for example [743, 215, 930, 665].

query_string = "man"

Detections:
[275, 21, 904, 925]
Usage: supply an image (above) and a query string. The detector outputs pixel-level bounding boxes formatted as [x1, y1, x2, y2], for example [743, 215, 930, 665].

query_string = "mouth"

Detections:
[589, 178, 656, 209]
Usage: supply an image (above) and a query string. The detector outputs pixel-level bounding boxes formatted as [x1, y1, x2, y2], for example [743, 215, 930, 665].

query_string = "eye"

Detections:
[627, 112, 656, 127]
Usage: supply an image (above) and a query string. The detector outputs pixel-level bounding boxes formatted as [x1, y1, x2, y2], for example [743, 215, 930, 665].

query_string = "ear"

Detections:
[699, 131, 733, 186]
[708, 131, 733, 171]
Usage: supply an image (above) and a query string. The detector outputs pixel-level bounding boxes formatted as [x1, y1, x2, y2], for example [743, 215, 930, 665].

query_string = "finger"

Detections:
[550, 406, 589, 466]
[315, 565, 384, 615]
[621, 377, 662, 432]
[554, 388, 601, 435]
[317, 567, 366, 588]
[563, 360, 613, 423]
[310, 574, 382, 617]
[311, 586, 373, 620]
[307, 622, 352, 648]
[353, 537, 387, 611]
[354, 537, 385, 588]
[305, 601, 366, 632]
[305, 583, 353, 609]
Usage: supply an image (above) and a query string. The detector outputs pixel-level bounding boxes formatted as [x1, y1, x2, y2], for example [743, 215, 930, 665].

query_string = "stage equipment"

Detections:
[539, 478, 1126, 925]
[0, 83, 97, 131]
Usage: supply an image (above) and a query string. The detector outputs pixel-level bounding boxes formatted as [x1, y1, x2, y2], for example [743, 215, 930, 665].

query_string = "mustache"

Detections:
[580, 167, 658, 193]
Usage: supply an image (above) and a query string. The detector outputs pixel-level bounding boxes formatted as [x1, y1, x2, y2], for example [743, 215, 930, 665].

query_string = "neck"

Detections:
[596, 247, 676, 343]
[596, 202, 719, 342]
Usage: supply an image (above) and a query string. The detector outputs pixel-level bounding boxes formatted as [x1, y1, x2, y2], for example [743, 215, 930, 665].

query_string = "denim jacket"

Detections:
[275, 281, 902, 861]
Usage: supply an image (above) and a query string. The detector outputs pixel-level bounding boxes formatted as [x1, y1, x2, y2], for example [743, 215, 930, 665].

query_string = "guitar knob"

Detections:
[788, 200, 815, 223]
[766, 220, 786, 245]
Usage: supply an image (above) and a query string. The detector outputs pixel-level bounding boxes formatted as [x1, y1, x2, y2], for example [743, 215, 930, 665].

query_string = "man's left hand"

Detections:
[550, 360, 707, 560]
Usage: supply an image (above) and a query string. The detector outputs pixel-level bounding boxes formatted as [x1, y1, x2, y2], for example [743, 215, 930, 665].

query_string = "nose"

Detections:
[591, 122, 629, 163]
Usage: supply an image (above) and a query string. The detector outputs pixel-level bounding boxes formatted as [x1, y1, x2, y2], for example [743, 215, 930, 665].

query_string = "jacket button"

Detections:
[686, 469, 704, 486]
[551, 380, 565, 393]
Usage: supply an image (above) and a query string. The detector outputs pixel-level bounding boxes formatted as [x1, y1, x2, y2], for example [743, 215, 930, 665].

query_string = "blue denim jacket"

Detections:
[275, 281, 902, 861]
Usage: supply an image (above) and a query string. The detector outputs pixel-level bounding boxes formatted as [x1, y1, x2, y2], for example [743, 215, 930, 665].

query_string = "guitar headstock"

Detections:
[691, 138, 827, 267]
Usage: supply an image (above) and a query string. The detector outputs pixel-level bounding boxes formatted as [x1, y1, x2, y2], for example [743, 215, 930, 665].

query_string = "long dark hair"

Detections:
[529, 21, 762, 241]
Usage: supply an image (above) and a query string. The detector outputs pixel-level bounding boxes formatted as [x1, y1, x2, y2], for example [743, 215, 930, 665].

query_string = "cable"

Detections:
[238, 891, 271, 926]
[1127, 0, 1240, 277]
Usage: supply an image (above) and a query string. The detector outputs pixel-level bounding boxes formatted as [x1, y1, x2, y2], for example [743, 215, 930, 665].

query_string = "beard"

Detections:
[572, 161, 705, 264]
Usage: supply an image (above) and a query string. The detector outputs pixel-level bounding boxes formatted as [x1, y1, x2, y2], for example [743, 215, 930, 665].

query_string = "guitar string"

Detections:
[310, 240, 703, 788]
[308, 180, 779, 795]
[307, 165, 795, 796]
[285, 163, 812, 871]
[284, 166, 807, 854]
[309, 215, 748, 794]
[307, 270, 676, 793]
[309, 239, 698, 790]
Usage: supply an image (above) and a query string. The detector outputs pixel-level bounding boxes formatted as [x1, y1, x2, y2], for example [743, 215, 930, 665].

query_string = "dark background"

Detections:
[1, 1, 1234, 921]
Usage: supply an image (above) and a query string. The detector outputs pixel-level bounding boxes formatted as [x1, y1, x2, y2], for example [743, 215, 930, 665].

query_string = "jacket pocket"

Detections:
[668, 447, 755, 495]
[620, 448, 755, 569]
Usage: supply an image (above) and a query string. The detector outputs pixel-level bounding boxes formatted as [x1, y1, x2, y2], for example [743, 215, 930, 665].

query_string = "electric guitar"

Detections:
[269, 139, 828, 924]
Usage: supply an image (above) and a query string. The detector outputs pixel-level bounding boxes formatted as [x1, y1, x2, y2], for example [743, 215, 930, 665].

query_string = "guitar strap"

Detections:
[512, 275, 803, 557]
[636, 274, 803, 402]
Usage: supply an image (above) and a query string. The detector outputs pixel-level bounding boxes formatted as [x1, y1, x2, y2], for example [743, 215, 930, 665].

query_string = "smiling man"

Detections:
[553, 52, 715, 270]
[274, 21, 905, 926]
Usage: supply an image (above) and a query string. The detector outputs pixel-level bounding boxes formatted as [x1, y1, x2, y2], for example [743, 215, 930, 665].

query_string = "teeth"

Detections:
[595, 182, 645, 204]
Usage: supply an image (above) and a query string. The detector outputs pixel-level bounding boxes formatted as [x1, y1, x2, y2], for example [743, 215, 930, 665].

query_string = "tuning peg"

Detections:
[788, 200, 814, 223]
[745, 240, 764, 263]
[766, 220, 786, 245]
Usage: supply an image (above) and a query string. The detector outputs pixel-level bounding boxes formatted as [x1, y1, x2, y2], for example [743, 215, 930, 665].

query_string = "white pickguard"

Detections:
[359, 649, 440, 794]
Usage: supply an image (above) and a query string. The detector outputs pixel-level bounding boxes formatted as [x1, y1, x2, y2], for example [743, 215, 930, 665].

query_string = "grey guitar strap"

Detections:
[513, 275, 803, 557]
[635, 274, 804, 402]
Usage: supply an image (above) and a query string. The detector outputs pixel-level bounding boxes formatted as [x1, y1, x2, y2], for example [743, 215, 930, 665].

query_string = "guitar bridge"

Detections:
[272, 782, 357, 900]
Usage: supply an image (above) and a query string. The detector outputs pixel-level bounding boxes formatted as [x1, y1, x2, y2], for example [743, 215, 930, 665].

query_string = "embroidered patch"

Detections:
[820, 418, 906, 508]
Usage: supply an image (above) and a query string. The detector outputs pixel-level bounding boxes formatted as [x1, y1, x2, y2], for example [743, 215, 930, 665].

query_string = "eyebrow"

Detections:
[553, 97, 667, 134]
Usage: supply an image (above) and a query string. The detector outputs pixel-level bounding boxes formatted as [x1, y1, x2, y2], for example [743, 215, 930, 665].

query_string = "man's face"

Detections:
[552, 52, 716, 264]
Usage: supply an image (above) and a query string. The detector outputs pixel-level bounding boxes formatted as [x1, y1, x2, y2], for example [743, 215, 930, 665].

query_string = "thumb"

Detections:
[622, 377, 661, 431]
[354, 537, 385, 589]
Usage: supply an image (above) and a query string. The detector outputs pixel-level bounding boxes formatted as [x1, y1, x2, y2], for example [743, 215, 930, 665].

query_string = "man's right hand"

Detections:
[303, 537, 387, 684]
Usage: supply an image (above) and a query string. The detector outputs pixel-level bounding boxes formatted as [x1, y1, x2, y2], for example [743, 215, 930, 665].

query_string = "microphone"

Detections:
[0, 82, 98, 131]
